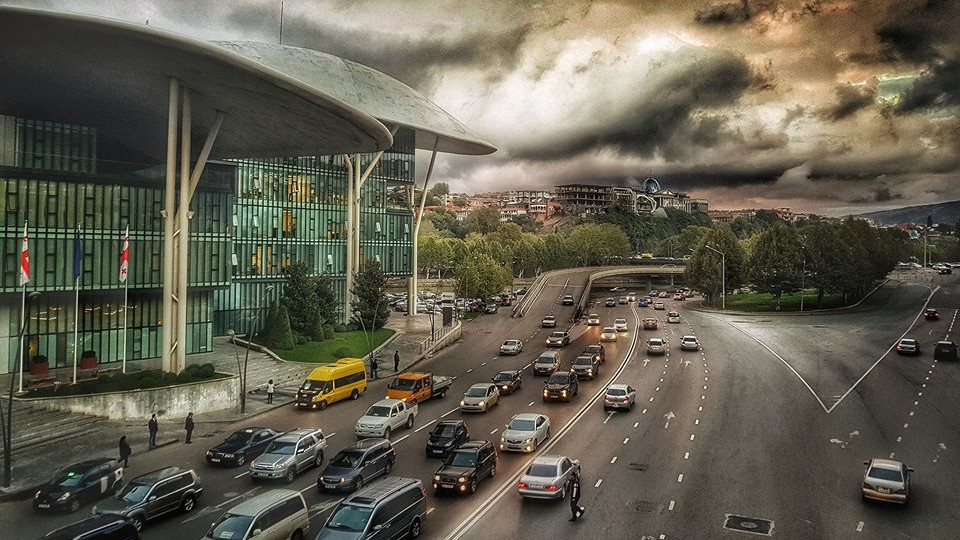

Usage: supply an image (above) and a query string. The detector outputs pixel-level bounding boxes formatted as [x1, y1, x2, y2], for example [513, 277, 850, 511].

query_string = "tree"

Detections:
[425, 209, 467, 238]
[257, 305, 295, 350]
[429, 182, 450, 197]
[566, 223, 631, 266]
[454, 252, 512, 300]
[685, 226, 746, 302]
[464, 207, 502, 235]
[279, 262, 338, 341]
[541, 234, 570, 271]
[452, 196, 469, 207]
[802, 223, 856, 307]
[351, 259, 390, 330]
[749, 224, 805, 309]
[506, 214, 541, 233]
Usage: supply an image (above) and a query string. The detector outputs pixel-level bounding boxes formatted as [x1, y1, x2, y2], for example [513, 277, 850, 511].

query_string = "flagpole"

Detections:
[16, 286, 25, 394]
[121, 227, 129, 374]
[16, 220, 29, 394]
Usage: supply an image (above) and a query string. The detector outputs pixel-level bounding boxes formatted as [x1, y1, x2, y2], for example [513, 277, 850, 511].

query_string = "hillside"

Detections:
[853, 200, 960, 226]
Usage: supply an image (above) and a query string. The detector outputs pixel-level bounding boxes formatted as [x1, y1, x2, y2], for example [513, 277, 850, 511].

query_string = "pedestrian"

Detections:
[568, 471, 584, 521]
[118, 435, 131, 468]
[370, 356, 379, 380]
[393, 350, 400, 372]
[147, 413, 158, 449]
[184, 412, 194, 444]
[266, 379, 275, 404]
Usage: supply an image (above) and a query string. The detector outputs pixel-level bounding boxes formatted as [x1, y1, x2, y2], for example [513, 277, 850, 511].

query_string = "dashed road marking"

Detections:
[595, 478, 603, 488]
[528, 401, 535, 407]
[889, 452, 896, 459]
[467, 369, 473, 373]
[668, 500, 675, 511]
[856, 521, 864, 533]
[623, 437, 630, 445]
[610, 456, 618, 464]
[393, 434, 411, 444]
[677, 473, 684, 483]
[650, 397, 655, 402]
[896, 436, 903, 442]
[684, 452, 689, 459]
[642, 409, 647, 414]
[695, 419, 700, 425]
[490, 428, 498, 435]
[633, 422, 639, 428]
[690, 434, 695, 441]
[415, 419, 438, 433]
[441, 408, 459, 418]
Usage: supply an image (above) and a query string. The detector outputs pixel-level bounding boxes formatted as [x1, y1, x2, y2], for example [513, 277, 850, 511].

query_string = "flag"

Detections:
[73, 228, 84, 279]
[18, 222, 29, 286]
[119, 226, 129, 283]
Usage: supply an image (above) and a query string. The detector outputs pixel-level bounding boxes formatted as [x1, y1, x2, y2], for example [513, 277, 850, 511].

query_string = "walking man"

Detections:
[568, 472, 584, 521]
[370, 356, 379, 380]
[393, 350, 400, 372]
[147, 413, 158, 449]
[118, 436, 131, 468]
[266, 379, 275, 404]
[184, 412, 195, 444]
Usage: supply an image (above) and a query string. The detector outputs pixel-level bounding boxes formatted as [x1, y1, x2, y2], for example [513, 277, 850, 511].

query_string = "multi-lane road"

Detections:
[3, 268, 958, 539]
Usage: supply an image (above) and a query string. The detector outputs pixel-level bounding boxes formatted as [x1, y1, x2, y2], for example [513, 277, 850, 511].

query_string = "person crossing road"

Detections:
[568, 472, 585, 521]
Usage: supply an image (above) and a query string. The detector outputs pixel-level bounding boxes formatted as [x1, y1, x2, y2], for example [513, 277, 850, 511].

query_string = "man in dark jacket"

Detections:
[184, 412, 195, 444]
[370, 356, 379, 380]
[118, 436, 131, 468]
[394, 350, 400, 372]
[568, 472, 584, 521]
[148, 414, 158, 449]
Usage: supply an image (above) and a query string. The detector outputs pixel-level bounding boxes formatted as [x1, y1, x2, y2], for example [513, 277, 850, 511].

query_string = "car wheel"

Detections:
[235, 454, 246, 467]
[406, 415, 415, 429]
[318, 400, 328, 411]
[384, 459, 393, 474]
[384, 427, 391, 439]
[356, 476, 364, 490]
[409, 517, 423, 538]
[490, 464, 496, 478]
[291, 530, 304, 540]
[68, 498, 80, 513]
[350, 389, 359, 400]
[285, 467, 297, 484]
[181, 495, 196, 513]
[469, 479, 477, 494]
[315, 451, 324, 468]
[130, 515, 144, 531]
[111, 480, 122, 495]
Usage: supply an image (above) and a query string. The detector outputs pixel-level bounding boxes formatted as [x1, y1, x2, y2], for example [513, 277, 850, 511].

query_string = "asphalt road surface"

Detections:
[4, 269, 957, 540]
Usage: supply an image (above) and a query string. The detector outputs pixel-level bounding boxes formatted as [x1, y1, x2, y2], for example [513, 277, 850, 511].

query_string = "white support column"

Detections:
[353, 154, 362, 272]
[408, 138, 440, 315]
[175, 91, 192, 373]
[343, 155, 355, 323]
[161, 78, 179, 373]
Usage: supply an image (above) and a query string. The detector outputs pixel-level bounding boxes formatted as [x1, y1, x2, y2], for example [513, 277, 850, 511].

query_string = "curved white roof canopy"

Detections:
[215, 42, 497, 156]
[0, 7, 393, 161]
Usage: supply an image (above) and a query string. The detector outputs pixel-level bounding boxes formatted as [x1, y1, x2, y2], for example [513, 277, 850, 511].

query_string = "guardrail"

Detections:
[416, 323, 458, 356]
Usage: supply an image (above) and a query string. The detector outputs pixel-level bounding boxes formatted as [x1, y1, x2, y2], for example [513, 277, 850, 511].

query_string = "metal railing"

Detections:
[416, 324, 457, 356]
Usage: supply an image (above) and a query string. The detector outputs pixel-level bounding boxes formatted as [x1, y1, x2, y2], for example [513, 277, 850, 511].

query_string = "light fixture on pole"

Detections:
[702, 244, 726, 310]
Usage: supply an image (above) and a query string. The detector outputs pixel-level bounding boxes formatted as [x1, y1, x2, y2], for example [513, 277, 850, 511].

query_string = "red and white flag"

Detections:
[119, 226, 129, 283]
[18, 222, 29, 286]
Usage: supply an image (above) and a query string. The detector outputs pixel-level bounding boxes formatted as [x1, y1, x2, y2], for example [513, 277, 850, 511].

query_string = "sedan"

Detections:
[541, 315, 557, 328]
[604, 298, 616, 307]
[642, 318, 658, 330]
[603, 384, 636, 411]
[586, 313, 601, 326]
[500, 413, 550, 453]
[492, 370, 523, 395]
[614, 318, 628, 332]
[653, 301, 665, 310]
[638, 298, 649, 307]
[206, 427, 280, 467]
[33, 459, 123, 513]
[562, 294, 575, 306]
[571, 355, 600, 380]
[460, 383, 500, 413]
[499, 339, 523, 355]
[673, 293, 684, 301]
[647, 338, 666, 355]
[627, 293, 637, 302]
[680, 336, 700, 351]
[517, 455, 580, 499]
[618, 296, 628, 305]
[658, 291, 668, 298]
[600, 327, 618, 342]
[862, 458, 912, 504]
[484, 303, 498, 314]
[583, 344, 606, 363]
[545, 331, 571, 347]
[542, 371, 579, 402]
[667, 311, 680, 323]
[924, 309, 939, 320]
[425, 420, 470, 458]
[896, 338, 920, 355]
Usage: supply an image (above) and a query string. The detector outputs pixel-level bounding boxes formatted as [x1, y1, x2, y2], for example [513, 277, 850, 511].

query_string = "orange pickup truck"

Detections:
[386, 372, 453, 404]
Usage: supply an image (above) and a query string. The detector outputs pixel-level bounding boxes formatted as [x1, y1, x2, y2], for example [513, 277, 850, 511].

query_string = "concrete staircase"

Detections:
[5, 401, 117, 459]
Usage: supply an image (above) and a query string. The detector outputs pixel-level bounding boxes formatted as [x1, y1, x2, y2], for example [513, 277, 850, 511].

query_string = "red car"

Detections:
[642, 318, 658, 330]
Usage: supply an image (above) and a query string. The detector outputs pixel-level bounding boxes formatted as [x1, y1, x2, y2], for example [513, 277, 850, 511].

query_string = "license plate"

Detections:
[441, 483, 454, 489]
[431, 450, 442, 454]
[878, 487, 891, 494]
[37, 503, 50, 508]
[210, 458, 221, 462]
[324, 483, 338, 488]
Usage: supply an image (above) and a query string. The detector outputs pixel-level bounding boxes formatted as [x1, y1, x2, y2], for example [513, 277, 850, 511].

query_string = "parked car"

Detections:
[318, 438, 395, 492]
[492, 370, 523, 394]
[206, 427, 280, 467]
[432, 440, 498, 495]
[93, 467, 202, 531]
[545, 331, 571, 347]
[571, 355, 600, 380]
[484, 303, 498, 314]
[542, 371, 579, 402]
[586, 313, 601, 326]
[604, 298, 616, 307]
[515, 287, 528, 296]
[34, 458, 124, 513]
[642, 318, 658, 330]
[460, 383, 500, 413]
[354, 399, 418, 439]
[583, 343, 605, 363]
[924, 308, 940, 320]
[40, 515, 140, 540]
[424, 420, 470, 459]
[934, 340, 957, 362]
[673, 293, 684, 301]
[541, 315, 557, 328]
[600, 327, 618, 342]
[562, 294, 575, 306]
[614, 318, 628, 332]
[249, 428, 327, 484]
[862, 458, 912, 505]
[896, 338, 920, 355]
[603, 384, 636, 411]
[516, 455, 580, 499]
[499, 339, 523, 355]
[680, 335, 700, 351]
[667, 311, 680, 323]
[647, 338, 666, 355]
[534, 351, 561, 376]
[316, 477, 427, 540]
[500, 413, 550, 453]
[204, 489, 308, 540]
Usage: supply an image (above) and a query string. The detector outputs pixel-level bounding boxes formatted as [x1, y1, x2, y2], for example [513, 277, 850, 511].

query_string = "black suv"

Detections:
[93, 467, 202, 531]
[432, 440, 497, 495]
[425, 420, 470, 458]
[542, 371, 579, 402]
[583, 343, 605, 364]
[492, 370, 522, 395]
[41, 515, 140, 540]
[34, 458, 124, 513]
[205, 427, 279, 467]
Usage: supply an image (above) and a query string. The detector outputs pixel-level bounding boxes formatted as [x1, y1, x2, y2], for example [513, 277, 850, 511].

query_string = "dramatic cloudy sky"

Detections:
[9, 0, 960, 214]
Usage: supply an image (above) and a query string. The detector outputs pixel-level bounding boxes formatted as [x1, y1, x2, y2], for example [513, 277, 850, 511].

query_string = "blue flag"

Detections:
[73, 229, 84, 279]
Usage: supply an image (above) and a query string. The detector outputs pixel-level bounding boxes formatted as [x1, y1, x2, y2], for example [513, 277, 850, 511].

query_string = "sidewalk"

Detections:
[0, 312, 457, 501]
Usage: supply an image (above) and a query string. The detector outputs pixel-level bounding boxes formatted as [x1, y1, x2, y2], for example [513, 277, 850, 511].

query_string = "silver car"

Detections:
[647, 338, 666, 355]
[680, 335, 699, 351]
[460, 383, 500, 413]
[249, 428, 327, 484]
[500, 413, 550, 453]
[586, 313, 601, 326]
[516, 455, 580, 499]
[603, 384, 636, 411]
[614, 318, 628, 332]
[499, 339, 523, 355]
[862, 458, 912, 504]
[600, 327, 617, 342]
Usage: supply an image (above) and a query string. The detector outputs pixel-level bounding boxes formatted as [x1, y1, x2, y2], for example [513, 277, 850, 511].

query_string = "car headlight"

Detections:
[586, 369, 592, 375]
[542, 390, 549, 396]
[434, 475, 441, 482]
[223, 453, 234, 459]
[34, 490, 41, 500]
[502, 385, 509, 390]
[458, 477, 468, 483]
[561, 390, 568, 396]
[522, 438, 533, 444]
[206, 450, 213, 457]
[57, 492, 71, 502]
[479, 400, 485, 406]
[460, 400, 466, 406]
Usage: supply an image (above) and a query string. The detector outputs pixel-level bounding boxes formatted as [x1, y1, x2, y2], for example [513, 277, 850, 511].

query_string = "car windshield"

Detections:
[509, 419, 536, 431]
[208, 513, 254, 540]
[615, 319, 626, 324]
[585, 346, 601, 353]
[536, 357, 555, 364]
[264, 441, 296, 455]
[326, 504, 373, 533]
[574, 357, 593, 365]
[526, 463, 558, 477]
[388, 378, 417, 390]
[547, 374, 569, 384]
[589, 314, 599, 318]
[649, 340, 663, 346]
[503, 340, 519, 346]
[50, 468, 86, 487]
[115, 482, 151, 503]
[602, 328, 615, 333]
[868, 467, 903, 482]
[465, 387, 488, 397]
[365, 405, 392, 417]
[669, 312, 679, 317]
[329, 451, 363, 469]
[550, 332, 565, 338]
[607, 388, 626, 396]
[432, 424, 458, 438]
[493, 373, 515, 382]
[447, 451, 478, 467]
[543, 316, 555, 321]
[225, 431, 252, 444]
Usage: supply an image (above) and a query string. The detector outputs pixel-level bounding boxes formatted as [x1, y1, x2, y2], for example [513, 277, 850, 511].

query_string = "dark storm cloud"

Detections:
[875, 21, 941, 64]
[694, 0, 772, 25]
[897, 57, 960, 112]
[848, 187, 902, 204]
[821, 85, 875, 121]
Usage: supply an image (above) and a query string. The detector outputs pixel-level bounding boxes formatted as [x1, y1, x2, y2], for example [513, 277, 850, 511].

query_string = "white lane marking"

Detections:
[698, 406, 703, 412]
[656, 387, 660, 392]
[909, 411, 915, 417]
[415, 419, 438, 433]
[914, 401, 919, 406]
[856, 521, 864, 532]
[441, 408, 459, 418]
[623, 437, 630, 445]
[528, 401, 535, 407]
[668, 500, 675, 511]
[428, 507, 436, 515]
[896, 436, 903, 442]
[307, 497, 344, 519]
[234, 471, 249, 479]
[466, 369, 473, 373]
[701, 395, 705, 400]
[633, 422, 639, 428]
[603, 412, 614, 424]
[610, 456, 618, 464]
[904, 423, 909, 429]
[677, 474, 684, 483]
[594, 478, 603, 488]
[642, 409, 647, 414]
[392, 434, 411, 445]
[695, 419, 700, 425]
[650, 397, 655, 402]
[703, 385, 707, 390]
[889, 452, 896, 459]
[490, 428, 498, 435]
[481, 362, 487, 366]
[684, 452, 690, 459]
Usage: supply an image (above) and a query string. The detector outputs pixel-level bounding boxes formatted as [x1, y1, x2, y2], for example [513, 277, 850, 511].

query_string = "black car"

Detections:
[425, 420, 470, 458]
[492, 370, 522, 395]
[582, 344, 605, 364]
[604, 298, 616, 307]
[41, 515, 140, 540]
[34, 458, 124, 513]
[542, 371, 579, 402]
[205, 427, 280, 467]
[318, 438, 396, 492]
[432, 440, 497, 495]
[925, 309, 940, 320]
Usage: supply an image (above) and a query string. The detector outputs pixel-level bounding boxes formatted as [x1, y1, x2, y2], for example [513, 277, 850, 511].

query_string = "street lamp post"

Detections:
[2, 291, 41, 488]
[800, 256, 806, 312]
[702, 244, 725, 310]
[226, 329, 246, 414]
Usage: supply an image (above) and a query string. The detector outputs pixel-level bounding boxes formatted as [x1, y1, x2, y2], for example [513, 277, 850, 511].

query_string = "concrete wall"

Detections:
[15, 374, 240, 420]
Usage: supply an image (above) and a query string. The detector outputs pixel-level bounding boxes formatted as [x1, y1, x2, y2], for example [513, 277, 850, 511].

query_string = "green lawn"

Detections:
[706, 289, 849, 312]
[273, 329, 395, 363]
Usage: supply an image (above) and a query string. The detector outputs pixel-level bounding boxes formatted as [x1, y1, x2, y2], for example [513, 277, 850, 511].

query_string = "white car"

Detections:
[614, 318, 628, 332]
[354, 399, 418, 438]
[653, 301, 665, 310]
[647, 338, 666, 355]
[600, 327, 618, 342]
[460, 383, 500, 413]
[499, 339, 523, 355]
[680, 335, 699, 351]
[517, 455, 580, 499]
[603, 384, 636, 411]
[500, 413, 550, 453]
[626, 293, 637, 302]
[862, 458, 912, 504]
[667, 311, 680, 323]
[586, 313, 601, 326]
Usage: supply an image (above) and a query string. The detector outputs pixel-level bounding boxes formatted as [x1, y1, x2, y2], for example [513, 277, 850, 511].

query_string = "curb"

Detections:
[687, 279, 892, 316]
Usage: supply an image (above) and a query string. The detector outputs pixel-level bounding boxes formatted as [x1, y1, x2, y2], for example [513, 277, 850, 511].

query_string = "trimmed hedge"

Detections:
[28, 363, 226, 397]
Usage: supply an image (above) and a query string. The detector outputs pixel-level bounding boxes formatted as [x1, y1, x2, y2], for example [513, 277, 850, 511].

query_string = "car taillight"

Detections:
[517, 482, 527, 489]
[547, 485, 559, 491]
[895, 488, 907, 494]
[863, 482, 871, 489]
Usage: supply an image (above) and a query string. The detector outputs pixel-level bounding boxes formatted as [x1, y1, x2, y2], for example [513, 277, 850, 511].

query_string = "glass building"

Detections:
[0, 114, 414, 375]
